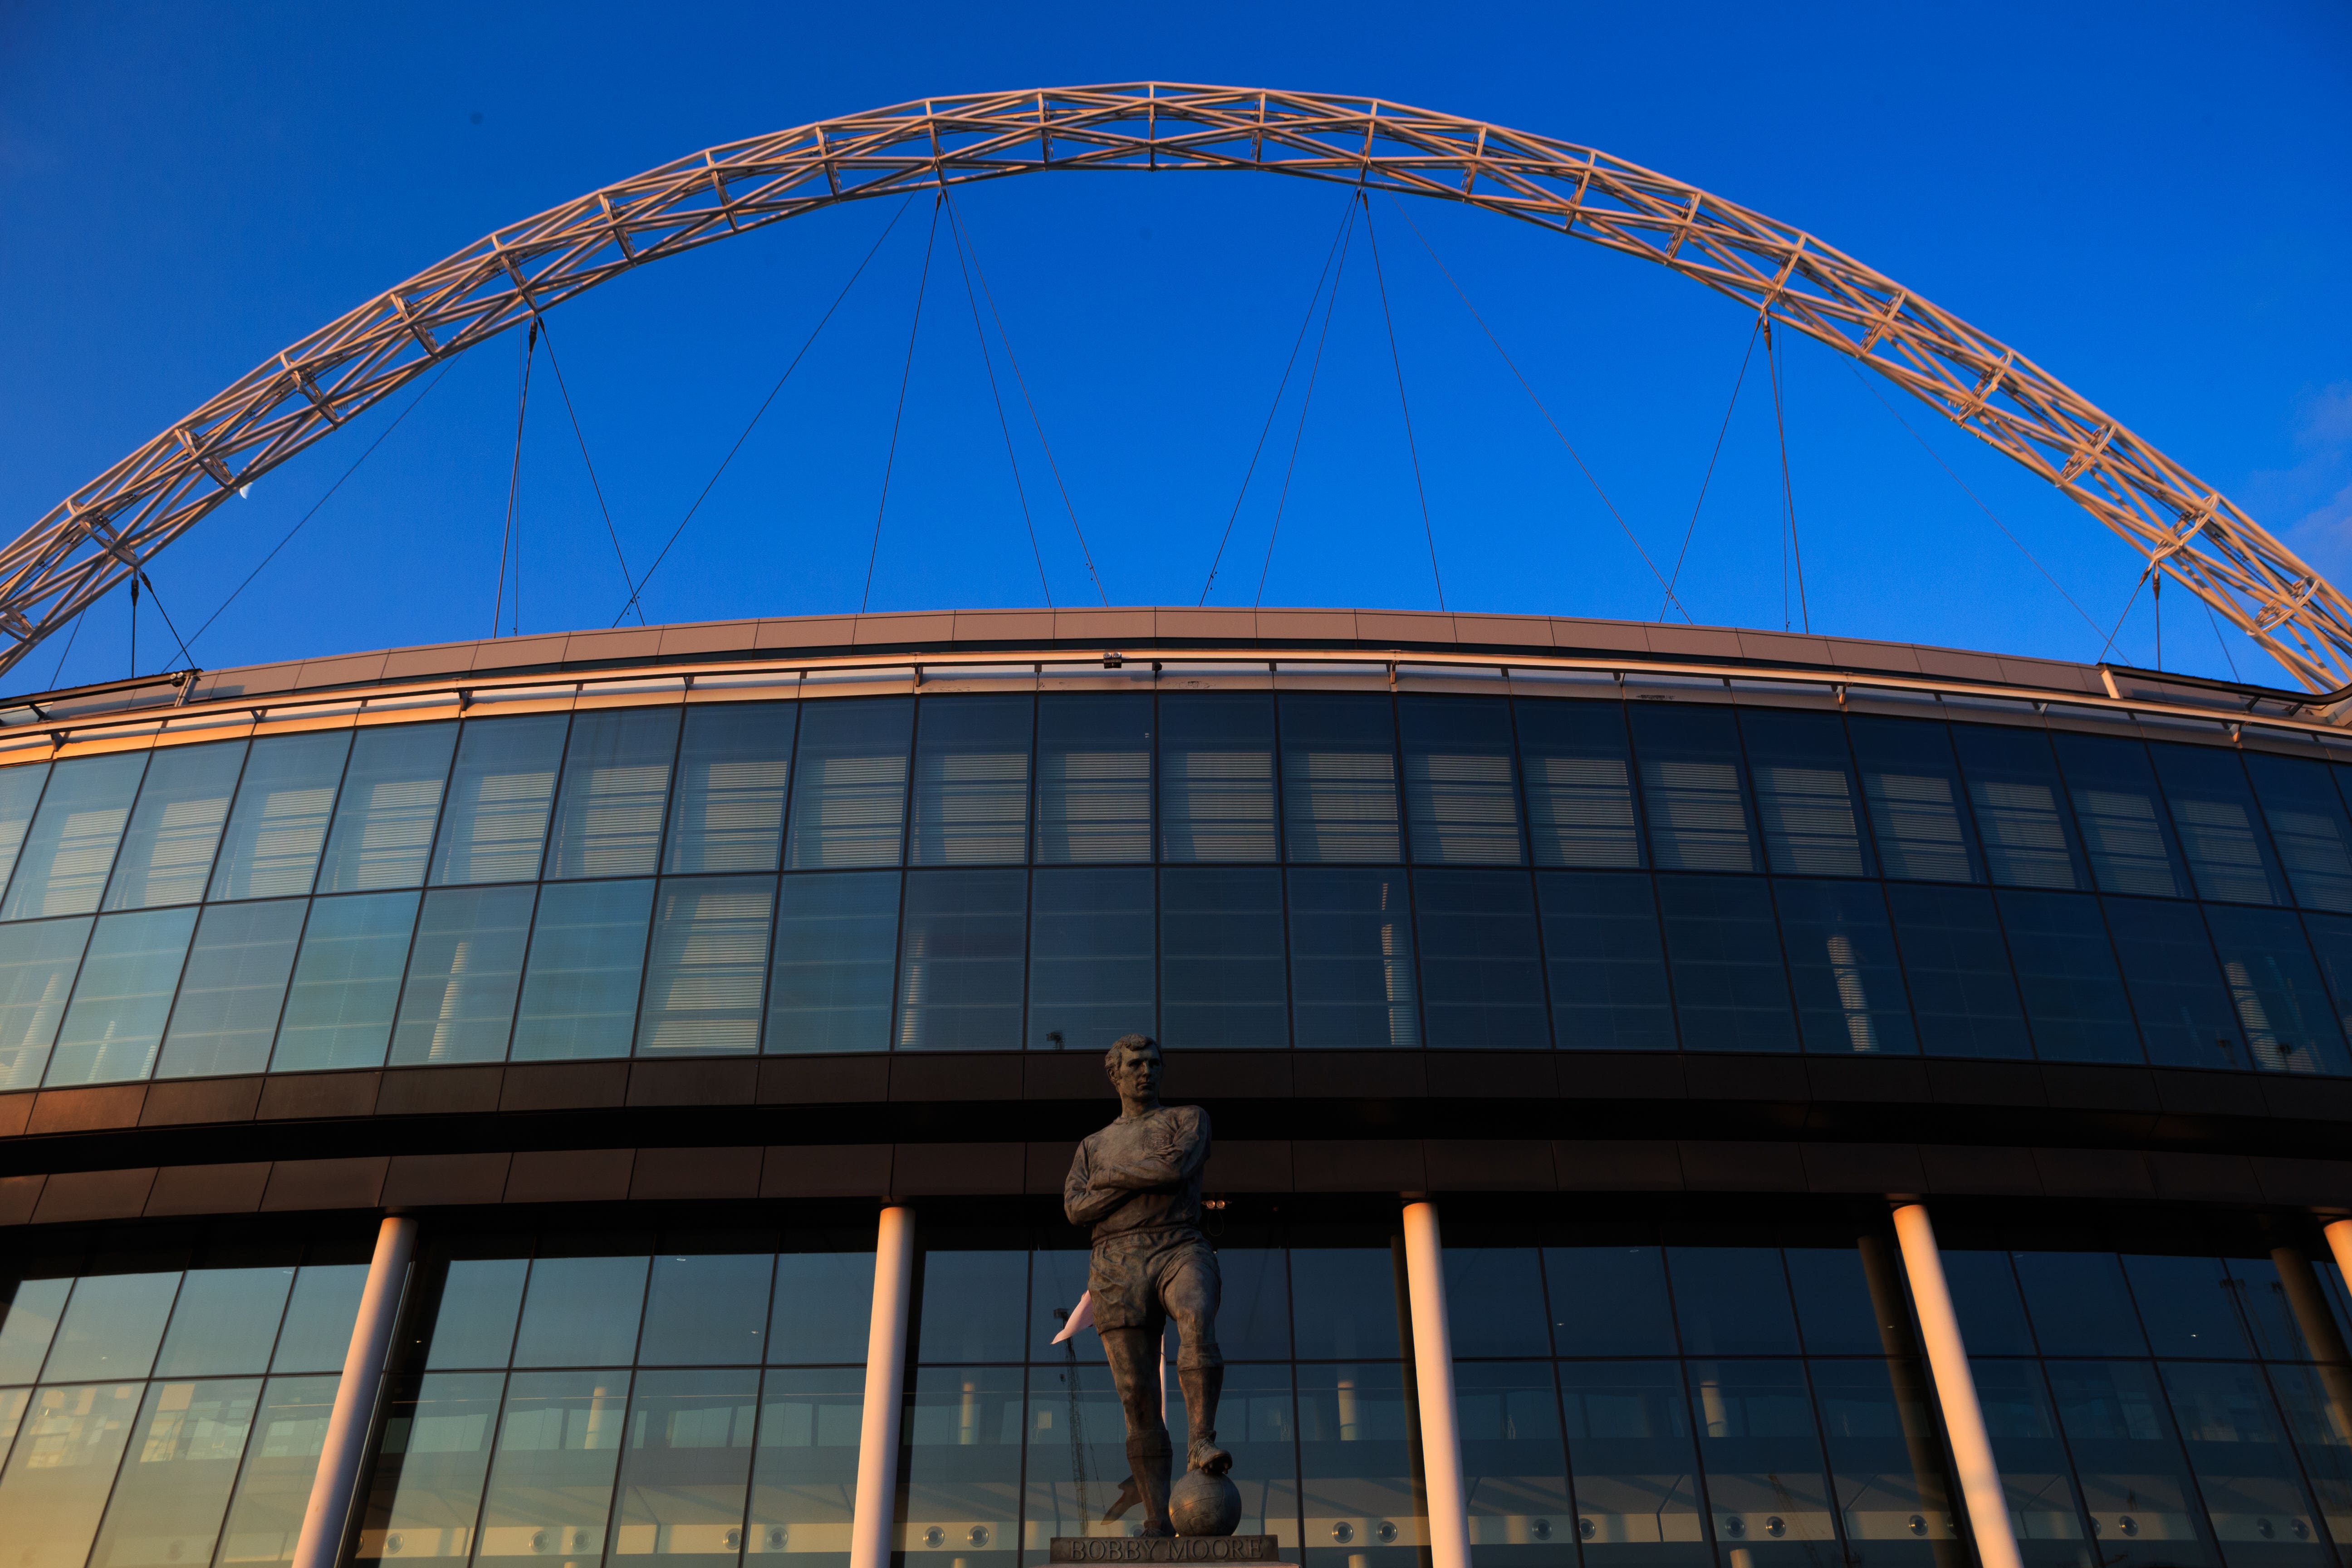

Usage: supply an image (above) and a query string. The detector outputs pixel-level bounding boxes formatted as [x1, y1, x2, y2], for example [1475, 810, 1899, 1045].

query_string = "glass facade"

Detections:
[9, 696, 2352, 1083]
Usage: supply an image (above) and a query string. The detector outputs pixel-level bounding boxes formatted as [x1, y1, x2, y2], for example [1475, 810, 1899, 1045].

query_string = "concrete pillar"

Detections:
[1891, 1202, 2023, 1568]
[1400, 1200, 1471, 1568]
[2323, 1220, 2352, 1311]
[851, 1205, 916, 1568]
[291, 1214, 417, 1568]
[1857, 1234, 1969, 1568]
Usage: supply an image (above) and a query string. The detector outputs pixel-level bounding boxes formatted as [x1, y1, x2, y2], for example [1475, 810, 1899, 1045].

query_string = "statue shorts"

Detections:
[1089, 1228, 1225, 1370]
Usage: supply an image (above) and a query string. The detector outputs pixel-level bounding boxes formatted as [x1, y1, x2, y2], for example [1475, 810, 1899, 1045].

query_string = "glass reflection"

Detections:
[84, 1376, 262, 1568]
[208, 732, 349, 903]
[429, 716, 569, 887]
[666, 705, 794, 876]
[609, 1368, 760, 1564]
[749, 1367, 863, 1562]
[353, 1371, 505, 1565]
[318, 722, 458, 893]
[473, 1370, 633, 1567]
[1558, 1360, 1708, 1568]
[101, 740, 244, 911]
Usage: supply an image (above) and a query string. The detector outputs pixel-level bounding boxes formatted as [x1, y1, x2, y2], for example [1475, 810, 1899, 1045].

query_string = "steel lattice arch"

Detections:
[12, 83, 2345, 690]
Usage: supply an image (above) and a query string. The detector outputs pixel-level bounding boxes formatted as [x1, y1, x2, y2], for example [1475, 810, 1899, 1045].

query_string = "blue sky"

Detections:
[2, 1, 2347, 694]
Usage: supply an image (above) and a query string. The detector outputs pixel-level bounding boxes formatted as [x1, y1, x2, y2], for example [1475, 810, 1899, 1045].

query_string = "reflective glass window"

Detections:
[768, 871, 899, 1054]
[0, 1274, 70, 1383]
[2, 751, 147, 919]
[638, 876, 774, 1055]
[1028, 867, 1152, 1054]
[1740, 707, 1872, 877]
[909, 695, 1031, 867]
[1657, 874, 1797, 1053]
[514, 1251, 651, 1368]
[1298, 1359, 1419, 1565]
[1288, 868, 1419, 1048]
[420, 1256, 527, 1370]
[1455, 1359, 1572, 1546]
[511, 878, 653, 1061]
[1413, 868, 1547, 1049]
[1292, 1248, 1406, 1359]
[2051, 732, 2192, 898]
[1848, 715, 1981, 883]
[545, 706, 680, 880]
[389, 884, 533, 1066]
[2244, 753, 2352, 914]
[214, 1374, 340, 1560]
[1556, 1360, 1706, 1568]
[1951, 723, 2090, 890]
[1783, 1246, 1890, 1356]
[2160, 1361, 2328, 1568]
[47, 905, 198, 1085]
[2015, 1253, 2148, 1356]
[351, 1371, 504, 1567]
[2045, 1359, 2215, 1568]
[1809, 1357, 1963, 1559]
[1544, 1244, 1678, 1355]
[1966, 1359, 2092, 1561]
[101, 740, 244, 910]
[1942, 1252, 2038, 1357]
[0, 915, 92, 1089]
[1668, 1248, 1802, 1355]
[2104, 897, 2248, 1070]
[154, 1266, 295, 1377]
[640, 1250, 773, 1367]
[2154, 743, 2291, 906]
[45, 1270, 180, 1380]
[1998, 890, 2143, 1064]
[609, 1367, 760, 1554]
[2121, 1257, 2253, 1359]
[784, 699, 912, 870]
[2265, 1364, 2352, 1556]
[1159, 693, 1278, 862]
[1773, 879, 1916, 1055]
[664, 703, 794, 874]
[210, 731, 352, 903]
[0, 1380, 147, 1565]
[0, 762, 51, 901]
[1281, 693, 1401, 863]
[1514, 697, 1643, 868]
[770, 1251, 877, 1365]
[2204, 906, 2352, 1074]
[1441, 1248, 1550, 1357]
[2305, 914, 2352, 1073]
[915, 1250, 1027, 1364]
[749, 1367, 864, 1562]
[1686, 1358, 1839, 1562]
[1630, 705, 1758, 872]
[316, 722, 458, 892]
[896, 869, 1026, 1050]
[428, 714, 568, 886]
[1035, 692, 1151, 863]
[273, 1261, 368, 1372]
[1885, 883, 2031, 1059]
[269, 890, 419, 1072]
[1537, 871, 1675, 1051]
[899, 1364, 1021, 1568]
[1160, 867, 1288, 1050]
[1026, 1357, 1142, 1548]
[473, 1370, 631, 1558]
[84, 1375, 261, 1568]
[1400, 695, 1524, 865]
[154, 898, 304, 1078]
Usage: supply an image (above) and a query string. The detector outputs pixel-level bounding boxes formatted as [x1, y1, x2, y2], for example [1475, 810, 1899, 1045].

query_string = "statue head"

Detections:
[1104, 1033, 1162, 1111]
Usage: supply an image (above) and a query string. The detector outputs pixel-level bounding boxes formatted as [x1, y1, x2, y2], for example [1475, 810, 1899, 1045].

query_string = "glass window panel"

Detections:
[1740, 708, 1873, 877]
[1657, 875, 1797, 1053]
[2222, 1256, 2330, 1365]
[895, 869, 1025, 1051]
[2266, 1364, 2352, 1558]
[0, 762, 52, 900]
[748, 1367, 864, 1562]
[1784, 1247, 1892, 1356]
[908, 701, 1030, 870]
[1453, 1359, 1574, 1550]
[0, 1274, 71, 1383]
[1686, 1359, 1840, 1563]
[1031, 1250, 1092, 1362]
[269, 891, 418, 1072]
[915, 1250, 1027, 1365]
[45, 905, 197, 1085]
[211, 1373, 342, 1566]
[1026, 1359, 1144, 1550]
[767, 872, 898, 1054]
[1159, 693, 1278, 863]
[1968, 1358, 2094, 1565]
[2, 751, 147, 919]
[428, 715, 568, 886]
[422, 1256, 528, 1371]
[2299, 914, 2352, 1078]
[1808, 1358, 1964, 1561]
[769, 1253, 877, 1366]
[389, 885, 534, 1066]
[317, 722, 458, 893]
[2106, 897, 2251, 1070]
[209, 732, 351, 902]
[351, 1371, 505, 1567]
[2245, 753, 2352, 914]
[545, 706, 680, 880]
[1537, 871, 1675, 1052]
[1189, 1245, 1291, 1363]
[1413, 868, 1547, 1049]
[0, 1380, 145, 1566]
[1943, 1253, 2039, 1356]
[0, 915, 92, 1090]
[1282, 693, 1402, 863]
[2154, 743, 2293, 906]
[153, 1265, 294, 1376]
[1544, 1245, 1678, 1356]
[1998, 890, 2143, 1064]
[1441, 1249, 1550, 1357]
[1160, 867, 1288, 1050]
[1556, 1360, 1709, 1568]
[638, 875, 775, 1055]
[2045, 1359, 2218, 1568]
[1773, 879, 1916, 1055]
[1666, 1248, 1801, 1356]
[1952, 723, 2091, 891]
[2015, 1253, 2149, 1356]
[511, 878, 653, 1062]
[155, 899, 305, 1079]
[640, 1251, 773, 1367]
[1515, 698, 1643, 869]
[1035, 693, 1151, 863]
[1288, 868, 1419, 1049]
[2205, 906, 2352, 1074]
[1291, 1249, 1406, 1362]
[1849, 716, 1982, 884]
[102, 740, 245, 910]
[2123, 1257, 2254, 1358]
[514, 1253, 651, 1369]
[84, 1375, 263, 1568]
[473, 1370, 632, 1563]
[609, 1367, 759, 1563]
[1629, 705, 1758, 873]
[1400, 695, 1523, 865]
[664, 704, 795, 875]
[45, 1271, 181, 1381]
[897, 1365, 1020, 1568]
[274, 1262, 367, 1373]
[2161, 1361, 2334, 1568]
[1886, 883, 2032, 1058]
[2052, 732, 2192, 898]
[784, 699, 912, 870]
[1183, 1364, 1305, 1547]
[1028, 867, 1153, 1054]
[1296, 1361, 1421, 1568]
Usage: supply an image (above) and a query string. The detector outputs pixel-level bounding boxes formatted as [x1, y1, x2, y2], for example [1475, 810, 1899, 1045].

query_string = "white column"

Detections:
[1891, 1203, 2023, 1568]
[1401, 1200, 1471, 1568]
[291, 1215, 417, 1568]
[2323, 1219, 2352, 1289]
[851, 1204, 916, 1568]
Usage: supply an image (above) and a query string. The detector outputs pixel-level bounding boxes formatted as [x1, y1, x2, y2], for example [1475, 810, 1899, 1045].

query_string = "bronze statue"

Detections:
[1063, 1034, 1234, 1538]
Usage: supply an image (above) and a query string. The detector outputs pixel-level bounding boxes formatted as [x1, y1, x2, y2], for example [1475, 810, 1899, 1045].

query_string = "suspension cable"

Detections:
[1256, 200, 1361, 608]
[493, 320, 538, 637]
[136, 572, 193, 672]
[863, 196, 943, 614]
[1359, 194, 1446, 612]
[1661, 318, 1761, 619]
[535, 318, 642, 624]
[2097, 568, 2152, 664]
[1764, 322, 1809, 633]
[2205, 601, 2244, 682]
[944, 196, 1054, 607]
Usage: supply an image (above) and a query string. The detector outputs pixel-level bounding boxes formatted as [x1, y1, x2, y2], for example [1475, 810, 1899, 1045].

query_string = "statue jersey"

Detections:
[1063, 1103, 1211, 1244]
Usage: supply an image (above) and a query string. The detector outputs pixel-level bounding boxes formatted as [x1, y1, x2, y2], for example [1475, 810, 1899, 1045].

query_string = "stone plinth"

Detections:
[1047, 1537, 1284, 1563]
